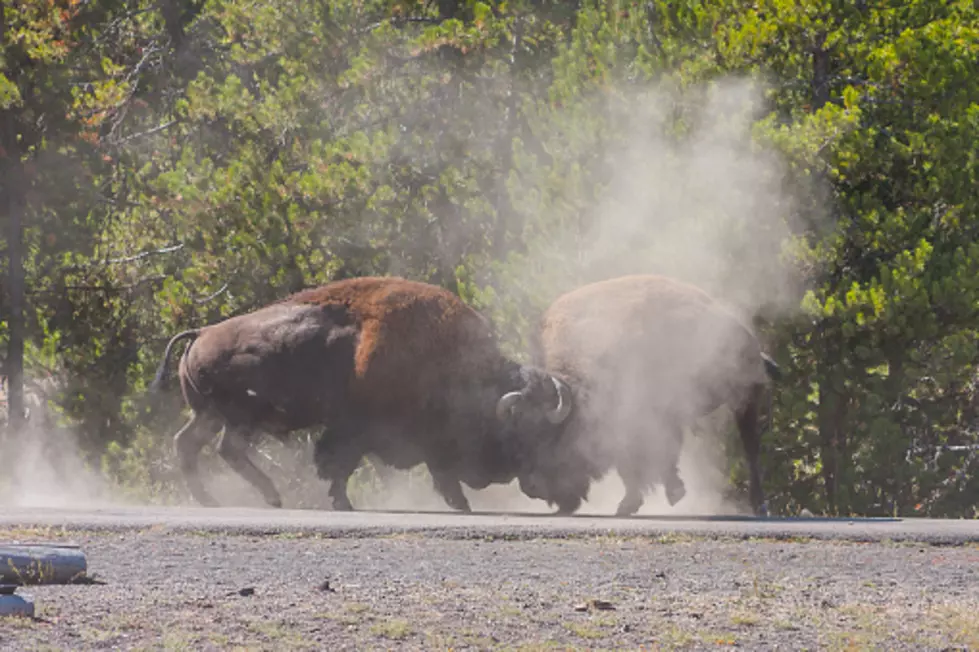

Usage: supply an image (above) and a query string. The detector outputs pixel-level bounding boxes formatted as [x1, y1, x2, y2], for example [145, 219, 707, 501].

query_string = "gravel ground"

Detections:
[1, 526, 978, 651]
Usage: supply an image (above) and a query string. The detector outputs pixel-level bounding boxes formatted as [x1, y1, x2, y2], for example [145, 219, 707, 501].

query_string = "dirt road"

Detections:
[1, 508, 977, 650]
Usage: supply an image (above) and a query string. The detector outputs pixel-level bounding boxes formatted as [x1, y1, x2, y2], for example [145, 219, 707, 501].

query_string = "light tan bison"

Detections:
[497, 274, 780, 517]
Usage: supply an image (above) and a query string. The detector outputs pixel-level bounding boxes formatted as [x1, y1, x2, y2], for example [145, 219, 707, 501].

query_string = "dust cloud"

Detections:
[340, 76, 804, 517]
[462, 76, 807, 516]
[507, 77, 802, 320]
[0, 422, 126, 511]
[293, 75, 803, 517]
[359, 425, 745, 517]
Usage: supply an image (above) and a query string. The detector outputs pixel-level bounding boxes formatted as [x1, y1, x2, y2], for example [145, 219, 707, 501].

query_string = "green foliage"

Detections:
[2, 0, 978, 517]
[725, 0, 979, 516]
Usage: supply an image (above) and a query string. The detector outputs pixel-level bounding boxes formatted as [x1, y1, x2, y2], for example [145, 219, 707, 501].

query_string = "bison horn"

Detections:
[496, 391, 524, 421]
[546, 376, 573, 424]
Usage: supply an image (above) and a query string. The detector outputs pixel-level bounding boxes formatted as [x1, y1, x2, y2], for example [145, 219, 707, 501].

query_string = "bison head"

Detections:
[492, 367, 590, 512]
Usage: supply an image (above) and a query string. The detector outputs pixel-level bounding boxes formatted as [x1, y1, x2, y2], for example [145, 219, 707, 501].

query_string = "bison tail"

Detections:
[150, 329, 200, 393]
[761, 352, 781, 382]
[758, 352, 781, 438]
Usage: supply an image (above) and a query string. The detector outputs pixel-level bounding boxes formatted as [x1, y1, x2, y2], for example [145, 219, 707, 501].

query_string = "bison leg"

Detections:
[173, 410, 223, 507]
[656, 440, 687, 509]
[616, 419, 686, 517]
[735, 384, 768, 517]
[517, 468, 584, 515]
[615, 455, 647, 518]
[549, 469, 590, 515]
[651, 416, 687, 509]
[216, 426, 283, 508]
[425, 458, 471, 513]
[554, 493, 584, 516]
[430, 469, 472, 513]
[313, 434, 363, 512]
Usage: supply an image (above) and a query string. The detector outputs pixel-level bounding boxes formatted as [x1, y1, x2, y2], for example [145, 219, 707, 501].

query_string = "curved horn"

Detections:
[496, 391, 524, 421]
[546, 376, 573, 424]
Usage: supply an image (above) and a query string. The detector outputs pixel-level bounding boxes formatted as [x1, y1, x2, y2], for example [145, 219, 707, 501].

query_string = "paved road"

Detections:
[1, 505, 977, 544]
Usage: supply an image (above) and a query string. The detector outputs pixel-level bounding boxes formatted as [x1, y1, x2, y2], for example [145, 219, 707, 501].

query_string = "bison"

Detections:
[497, 274, 780, 517]
[150, 276, 571, 512]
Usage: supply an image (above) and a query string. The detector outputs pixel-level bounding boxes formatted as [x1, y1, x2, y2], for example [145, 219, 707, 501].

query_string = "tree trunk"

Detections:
[816, 371, 846, 512]
[811, 31, 843, 513]
[0, 6, 27, 436]
[816, 360, 839, 513]
[811, 32, 830, 109]
[4, 158, 25, 433]
[437, 0, 460, 20]
[815, 314, 848, 516]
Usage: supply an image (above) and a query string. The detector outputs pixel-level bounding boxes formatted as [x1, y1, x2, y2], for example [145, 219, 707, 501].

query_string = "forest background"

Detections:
[1, 0, 977, 518]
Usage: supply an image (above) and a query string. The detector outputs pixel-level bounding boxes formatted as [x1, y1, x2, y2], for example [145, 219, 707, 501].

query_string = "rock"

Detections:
[574, 599, 616, 612]
[0, 592, 34, 618]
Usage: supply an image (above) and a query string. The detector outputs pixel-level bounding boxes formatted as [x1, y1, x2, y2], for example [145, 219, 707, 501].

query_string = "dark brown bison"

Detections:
[497, 274, 780, 517]
[150, 276, 571, 511]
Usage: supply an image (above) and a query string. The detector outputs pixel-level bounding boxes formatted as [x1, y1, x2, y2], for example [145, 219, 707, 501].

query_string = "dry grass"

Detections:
[370, 618, 413, 640]
[0, 526, 85, 542]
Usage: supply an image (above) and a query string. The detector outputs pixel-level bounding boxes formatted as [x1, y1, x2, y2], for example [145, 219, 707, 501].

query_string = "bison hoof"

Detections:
[446, 498, 472, 513]
[266, 496, 283, 509]
[192, 492, 220, 508]
[331, 497, 353, 511]
[615, 496, 642, 517]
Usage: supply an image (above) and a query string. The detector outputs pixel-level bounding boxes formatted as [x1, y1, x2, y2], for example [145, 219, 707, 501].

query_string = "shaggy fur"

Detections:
[514, 274, 780, 516]
[151, 276, 568, 511]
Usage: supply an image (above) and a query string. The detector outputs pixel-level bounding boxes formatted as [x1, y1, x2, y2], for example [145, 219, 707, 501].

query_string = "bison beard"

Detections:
[510, 274, 781, 517]
[150, 276, 569, 512]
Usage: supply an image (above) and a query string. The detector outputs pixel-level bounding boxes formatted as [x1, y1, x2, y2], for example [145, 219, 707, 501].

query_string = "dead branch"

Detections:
[111, 118, 176, 146]
[106, 243, 184, 265]
[63, 243, 185, 271]
[194, 281, 229, 304]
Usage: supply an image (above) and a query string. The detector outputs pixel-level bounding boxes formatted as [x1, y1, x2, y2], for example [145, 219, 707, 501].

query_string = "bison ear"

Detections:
[546, 376, 573, 424]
